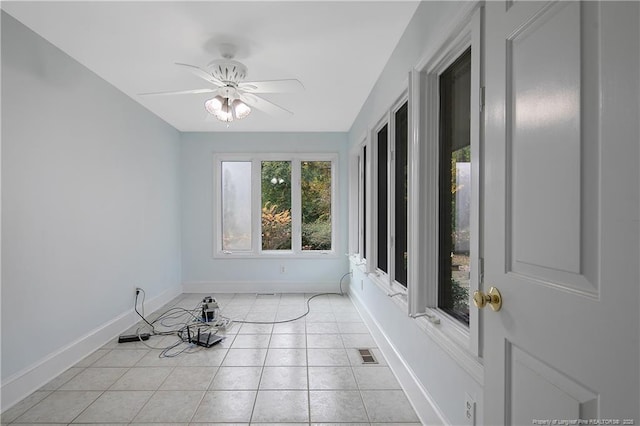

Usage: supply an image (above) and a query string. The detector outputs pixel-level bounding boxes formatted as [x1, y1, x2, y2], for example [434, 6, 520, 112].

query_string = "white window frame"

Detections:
[369, 91, 410, 298]
[349, 136, 369, 268]
[372, 115, 390, 280]
[390, 97, 410, 289]
[408, 4, 483, 371]
[213, 153, 338, 258]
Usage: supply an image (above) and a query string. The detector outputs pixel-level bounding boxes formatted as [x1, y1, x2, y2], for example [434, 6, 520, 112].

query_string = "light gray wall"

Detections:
[1, 12, 182, 381]
[180, 132, 349, 292]
[346, 2, 484, 425]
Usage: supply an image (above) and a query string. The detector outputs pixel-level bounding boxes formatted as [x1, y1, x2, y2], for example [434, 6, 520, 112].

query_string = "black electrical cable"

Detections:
[231, 271, 352, 325]
[134, 289, 156, 333]
[133, 299, 220, 356]
[131, 271, 353, 355]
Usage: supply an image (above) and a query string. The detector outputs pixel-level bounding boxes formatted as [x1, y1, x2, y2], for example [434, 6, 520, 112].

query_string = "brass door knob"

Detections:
[473, 287, 502, 311]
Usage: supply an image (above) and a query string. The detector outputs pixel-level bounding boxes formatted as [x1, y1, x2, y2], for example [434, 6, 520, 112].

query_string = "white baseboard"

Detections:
[0, 285, 182, 413]
[349, 288, 449, 425]
[182, 280, 342, 294]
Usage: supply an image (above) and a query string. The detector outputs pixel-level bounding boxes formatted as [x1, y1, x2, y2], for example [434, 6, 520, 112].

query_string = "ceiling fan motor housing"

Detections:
[207, 59, 247, 84]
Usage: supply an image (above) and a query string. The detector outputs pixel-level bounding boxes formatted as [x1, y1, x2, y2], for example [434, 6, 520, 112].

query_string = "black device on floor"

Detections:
[118, 333, 150, 343]
[201, 296, 218, 322]
[202, 306, 216, 322]
[186, 327, 222, 348]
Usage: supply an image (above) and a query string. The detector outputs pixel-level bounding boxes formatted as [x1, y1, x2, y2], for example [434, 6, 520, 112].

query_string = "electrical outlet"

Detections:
[280, 265, 286, 273]
[464, 393, 476, 425]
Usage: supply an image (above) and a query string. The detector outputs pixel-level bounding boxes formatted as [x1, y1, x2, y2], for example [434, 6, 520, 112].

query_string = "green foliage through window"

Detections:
[261, 161, 292, 250]
[301, 161, 332, 250]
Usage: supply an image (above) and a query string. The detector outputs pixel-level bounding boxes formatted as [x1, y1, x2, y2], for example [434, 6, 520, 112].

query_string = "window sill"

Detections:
[367, 269, 410, 312]
[349, 257, 483, 383]
[349, 254, 367, 269]
[214, 251, 339, 259]
[411, 307, 484, 385]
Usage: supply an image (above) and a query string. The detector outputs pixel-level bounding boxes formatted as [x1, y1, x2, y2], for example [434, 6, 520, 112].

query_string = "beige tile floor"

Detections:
[2, 293, 421, 425]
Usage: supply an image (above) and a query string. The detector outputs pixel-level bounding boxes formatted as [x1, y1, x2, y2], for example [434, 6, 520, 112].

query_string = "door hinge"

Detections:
[479, 86, 485, 113]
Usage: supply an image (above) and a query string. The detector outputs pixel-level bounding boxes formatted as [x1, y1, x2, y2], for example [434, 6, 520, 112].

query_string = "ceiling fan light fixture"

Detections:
[231, 99, 251, 119]
[205, 95, 251, 122]
[204, 95, 225, 114]
[215, 108, 233, 122]
[205, 95, 232, 122]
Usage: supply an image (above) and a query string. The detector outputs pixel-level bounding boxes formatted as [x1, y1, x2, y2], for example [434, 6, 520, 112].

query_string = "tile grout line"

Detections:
[306, 317, 312, 426]
[340, 293, 369, 425]
[352, 345, 373, 424]
[66, 388, 106, 424]
[190, 295, 230, 423]
[55, 345, 150, 424]
[9, 292, 416, 425]
[185, 362, 211, 424]
[127, 317, 185, 423]
[247, 298, 270, 424]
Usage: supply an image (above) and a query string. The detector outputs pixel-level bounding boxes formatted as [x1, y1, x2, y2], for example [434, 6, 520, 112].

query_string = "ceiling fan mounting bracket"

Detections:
[206, 59, 248, 85]
[218, 86, 239, 99]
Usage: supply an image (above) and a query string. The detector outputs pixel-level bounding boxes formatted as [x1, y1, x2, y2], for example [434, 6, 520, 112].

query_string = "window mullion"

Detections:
[408, 69, 423, 314]
[331, 158, 338, 255]
[253, 158, 262, 254]
[291, 159, 302, 253]
[213, 158, 221, 256]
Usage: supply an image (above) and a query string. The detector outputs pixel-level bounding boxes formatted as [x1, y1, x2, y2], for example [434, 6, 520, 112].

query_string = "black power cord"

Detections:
[128, 271, 352, 355]
[232, 271, 352, 325]
[134, 288, 155, 332]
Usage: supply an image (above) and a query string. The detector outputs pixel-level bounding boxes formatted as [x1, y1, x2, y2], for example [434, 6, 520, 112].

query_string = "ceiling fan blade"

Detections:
[241, 93, 293, 117]
[138, 88, 218, 96]
[175, 62, 224, 87]
[238, 79, 304, 94]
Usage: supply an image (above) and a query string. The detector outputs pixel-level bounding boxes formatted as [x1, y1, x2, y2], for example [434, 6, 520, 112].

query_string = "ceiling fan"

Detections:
[139, 56, 304, 123]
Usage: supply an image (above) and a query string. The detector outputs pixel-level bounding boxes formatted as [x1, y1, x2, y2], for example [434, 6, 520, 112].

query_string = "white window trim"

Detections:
[407, 3, 484, 378]
[349, 137, 372, 276]
[348, 144, 360, 258]
[372, 114, 390, 281]
[349, 134, 368, 265]
[390, 94, 410, 290]
[367, 91, 410, 301]
[213, 152, 339, 259]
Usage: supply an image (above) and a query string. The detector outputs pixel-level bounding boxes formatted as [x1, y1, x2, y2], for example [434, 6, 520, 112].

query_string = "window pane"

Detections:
[301, 161, 332, 250]
[395, 102, 408, 286]
[356, 155, 361, 255]
[222, 161, 252, 251]
[438, 48, 471, 325]
[362, 146, 367, 260]
[261, 161, 292, 250]
[377, 125, 388, 272]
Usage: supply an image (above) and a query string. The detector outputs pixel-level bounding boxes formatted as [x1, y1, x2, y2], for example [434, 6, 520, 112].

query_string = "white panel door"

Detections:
[483, 1, 639, 424]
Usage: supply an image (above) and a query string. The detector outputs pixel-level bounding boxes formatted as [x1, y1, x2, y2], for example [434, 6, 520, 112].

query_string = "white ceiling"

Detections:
[2, 1, 420, 132]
